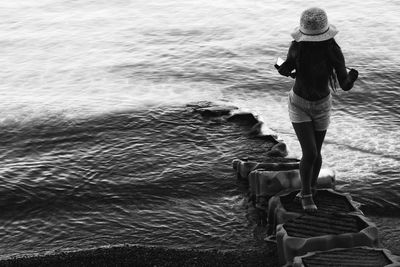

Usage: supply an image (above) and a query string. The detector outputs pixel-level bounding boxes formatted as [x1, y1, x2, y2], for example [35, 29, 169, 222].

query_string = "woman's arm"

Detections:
[278, 41, 296, 77]
[331, 44, 358, 91]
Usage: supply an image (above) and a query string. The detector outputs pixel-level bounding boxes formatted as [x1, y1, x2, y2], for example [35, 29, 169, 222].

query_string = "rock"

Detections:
[267, 189, 359, 237]
[186, 101, 214, 109]
[188, 102, 238, 117]
[249, 170, 336, 202]
[226, 112, 259, 126]
[232, 159, 241, 171]
[232, 159, 300, 180]
[276, 213, 379, 266]
[293, 247, 400, 267]
[266, 142, 288, 157]
[254, 134, 279, 143]
[317, 168, 336, 187]
[196, 106, 237, 117]
[247, 121, 263, 136]
[249, 170, 301, 206]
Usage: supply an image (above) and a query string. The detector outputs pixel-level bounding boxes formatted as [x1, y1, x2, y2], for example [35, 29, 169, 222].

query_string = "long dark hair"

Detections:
[295, 38, 340, 92]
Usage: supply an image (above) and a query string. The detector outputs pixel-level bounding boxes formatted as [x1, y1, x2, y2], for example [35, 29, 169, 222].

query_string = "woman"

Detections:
[277, 7, 358, 212]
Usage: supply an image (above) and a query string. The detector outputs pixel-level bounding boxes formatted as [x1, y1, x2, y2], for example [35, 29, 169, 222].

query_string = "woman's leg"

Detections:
[311, 130, 327, 189]
[292, 122, 318, 196]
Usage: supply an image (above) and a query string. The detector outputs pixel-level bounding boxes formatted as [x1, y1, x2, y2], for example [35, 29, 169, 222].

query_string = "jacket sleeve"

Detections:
[278, 41, 296, 77]
[330, 44, 355, 91]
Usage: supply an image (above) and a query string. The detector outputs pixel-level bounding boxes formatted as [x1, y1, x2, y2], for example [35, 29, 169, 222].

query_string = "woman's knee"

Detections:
[302, 149, 319, 163]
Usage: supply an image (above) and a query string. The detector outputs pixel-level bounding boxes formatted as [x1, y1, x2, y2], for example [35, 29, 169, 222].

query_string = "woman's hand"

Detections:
[277, 61, 296, 78]
[348, 68, 358, 82]
[277, 62, 291, 76]
[341, 68, 358, 91]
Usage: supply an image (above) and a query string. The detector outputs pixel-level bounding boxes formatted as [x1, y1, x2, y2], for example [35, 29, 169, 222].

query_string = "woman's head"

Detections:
[291, 7, 338, 42]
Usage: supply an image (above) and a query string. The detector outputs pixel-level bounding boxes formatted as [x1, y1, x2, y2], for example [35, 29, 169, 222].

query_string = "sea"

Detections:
[0, 0, 399, 258]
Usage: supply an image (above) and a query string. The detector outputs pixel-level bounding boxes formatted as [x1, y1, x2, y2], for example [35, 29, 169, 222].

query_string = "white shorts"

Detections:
[288, 89, 332, 131]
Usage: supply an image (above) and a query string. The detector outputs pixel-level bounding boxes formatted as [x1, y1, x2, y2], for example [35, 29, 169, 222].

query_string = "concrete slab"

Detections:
[276, 213, 379, 265]
[267, 189, 362, 236]
[293, 246, 400, 267]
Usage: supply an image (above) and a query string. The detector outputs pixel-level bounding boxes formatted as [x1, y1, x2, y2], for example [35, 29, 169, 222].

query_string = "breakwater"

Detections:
[227, 104, 400, 266]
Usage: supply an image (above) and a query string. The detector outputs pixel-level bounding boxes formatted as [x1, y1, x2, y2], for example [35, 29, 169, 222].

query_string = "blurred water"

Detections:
[0, 0, 399, 257]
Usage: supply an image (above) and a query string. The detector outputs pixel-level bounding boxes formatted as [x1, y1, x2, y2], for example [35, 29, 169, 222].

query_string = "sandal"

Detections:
[300, 193, 318, 213]
[294, 187, 317, 202]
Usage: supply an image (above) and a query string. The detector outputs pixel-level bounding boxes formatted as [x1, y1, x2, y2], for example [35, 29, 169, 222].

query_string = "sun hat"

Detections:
[291, 7, 338, 42]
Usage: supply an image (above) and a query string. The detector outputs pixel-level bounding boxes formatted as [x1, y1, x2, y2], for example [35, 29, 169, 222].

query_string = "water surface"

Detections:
[0, 0, 399, 257]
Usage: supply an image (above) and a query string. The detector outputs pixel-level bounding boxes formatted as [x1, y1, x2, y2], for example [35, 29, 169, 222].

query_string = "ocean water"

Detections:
[1, 0, 399, 258]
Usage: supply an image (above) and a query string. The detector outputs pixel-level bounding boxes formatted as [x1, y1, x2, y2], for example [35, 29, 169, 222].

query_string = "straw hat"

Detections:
[291, 7, 338, 42]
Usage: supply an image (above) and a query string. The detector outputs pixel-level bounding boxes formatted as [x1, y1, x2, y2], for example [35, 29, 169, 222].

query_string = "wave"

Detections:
[0, 103, 277, 253]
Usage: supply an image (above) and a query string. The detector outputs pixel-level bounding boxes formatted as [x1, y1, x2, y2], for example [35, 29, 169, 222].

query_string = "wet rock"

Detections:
[293, 247, 400, 267]
[250, 171, 336, 205]
[276, 213, 379, 266]
[197, 106, 236, 117]
[266, 142, 288, 157]
[249, 170, 301, 205]
[186, 101, 214, 109]
[226, 112, 259, 126]
[247, 121, 263, 136]
[232, 158, 300, 180]
[189, 102, 238, 117]
[254, 134, 279, 143]
[267, 188, 355, 236]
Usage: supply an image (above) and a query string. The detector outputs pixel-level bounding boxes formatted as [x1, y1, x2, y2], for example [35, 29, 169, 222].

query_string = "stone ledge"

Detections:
[276, 213, 379, 265]
[293, 246, 400, 267]
[267, 189, 362, 236]
[232, 159, 300, 180]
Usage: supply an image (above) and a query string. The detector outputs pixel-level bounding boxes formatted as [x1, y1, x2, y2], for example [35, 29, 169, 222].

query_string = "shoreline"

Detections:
[0, 244, 279, 267]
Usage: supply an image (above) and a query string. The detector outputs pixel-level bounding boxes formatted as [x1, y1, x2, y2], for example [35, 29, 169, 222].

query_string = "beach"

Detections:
[0, 244, 278, 267]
